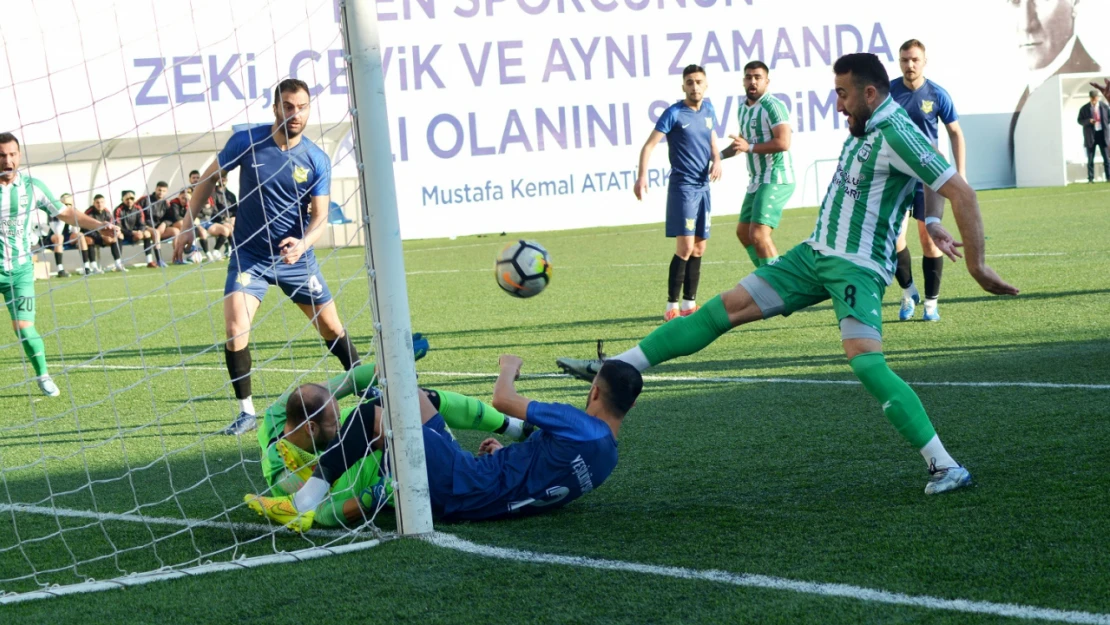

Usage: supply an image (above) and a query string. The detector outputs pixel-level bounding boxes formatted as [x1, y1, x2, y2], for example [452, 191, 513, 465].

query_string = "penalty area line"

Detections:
[428, 533, 1110, 624]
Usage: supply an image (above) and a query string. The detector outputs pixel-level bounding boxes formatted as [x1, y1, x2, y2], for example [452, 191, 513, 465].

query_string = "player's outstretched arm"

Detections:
[178, 160, 221, 254]
[58, 205, 117, 235]
[932, 176, 1019, 296]
[634, 131, 665, 200]
[492, 354, 532, 419]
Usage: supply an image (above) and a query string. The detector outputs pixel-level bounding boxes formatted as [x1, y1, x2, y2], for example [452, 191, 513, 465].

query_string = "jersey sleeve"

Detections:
[765, 98, 791, 127]
[525, 401, 612, 442]
[654, 105, 676, 135]
[935, 86, 959, 125]
[883, 121, 956, 191]
[217, 130, 252, 172]
[29, 178, 62, 217]
[311, 149, 331, 197]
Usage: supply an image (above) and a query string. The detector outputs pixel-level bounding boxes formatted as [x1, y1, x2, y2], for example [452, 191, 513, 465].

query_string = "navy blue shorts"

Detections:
[422, 414, 463, 519]
[224, 248, 332, 305]
[665, 184, 711, 238]
[909, 183, 926, 221]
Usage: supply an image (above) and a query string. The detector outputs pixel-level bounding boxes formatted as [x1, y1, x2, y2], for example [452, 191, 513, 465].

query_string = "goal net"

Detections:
[0, 0, 424, 602]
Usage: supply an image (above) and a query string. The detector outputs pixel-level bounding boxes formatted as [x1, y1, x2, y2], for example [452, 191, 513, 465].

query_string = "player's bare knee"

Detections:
[751, 225, 774, 245]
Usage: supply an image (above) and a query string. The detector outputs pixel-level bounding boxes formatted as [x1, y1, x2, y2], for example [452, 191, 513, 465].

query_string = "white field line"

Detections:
[0, 502, 359, 540]
[427, 533, 1110, 624]
[9, 364, 1110, 391]
[3, 504, 1106, 623]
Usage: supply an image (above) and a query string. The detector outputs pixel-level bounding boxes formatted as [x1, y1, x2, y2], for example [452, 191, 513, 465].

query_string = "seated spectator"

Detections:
[84, 194, 125, 273]
[137, 181, 172, 241]
[115, 190, 163, 268]
[211, 173, 237, 257]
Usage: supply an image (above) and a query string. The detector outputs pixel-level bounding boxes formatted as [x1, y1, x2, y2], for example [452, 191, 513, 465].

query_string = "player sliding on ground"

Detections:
[245, 354, 642, 531]
[556, 53, 1019, 496]
[251, 337, 540, 528]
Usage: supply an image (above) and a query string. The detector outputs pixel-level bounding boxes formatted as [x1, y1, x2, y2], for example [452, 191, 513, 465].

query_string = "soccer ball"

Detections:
[495, 240, 551, 298]
[189, 249, 204, 264]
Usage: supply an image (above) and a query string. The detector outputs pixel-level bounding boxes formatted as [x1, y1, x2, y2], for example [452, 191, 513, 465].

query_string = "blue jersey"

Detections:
[443, 401, 618, 521]
[889, 78, 958, 146]
[217, 125, 331, 257]
[655, 100, 716, 187]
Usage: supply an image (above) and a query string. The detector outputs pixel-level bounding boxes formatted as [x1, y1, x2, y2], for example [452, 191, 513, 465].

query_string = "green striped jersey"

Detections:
[0, 173, 62, 273]
[807, 96, 955, 282]
[737, 93, 795, 186]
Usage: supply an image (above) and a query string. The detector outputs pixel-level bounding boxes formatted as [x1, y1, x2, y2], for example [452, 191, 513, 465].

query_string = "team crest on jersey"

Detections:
[920, 100, 935, 114]
[705, 117, 713, 129]
[856, 142, 874, 163]
[292, 165, 309, 183]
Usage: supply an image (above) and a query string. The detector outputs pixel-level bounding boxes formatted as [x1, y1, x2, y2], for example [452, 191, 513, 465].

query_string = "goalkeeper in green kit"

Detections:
[0, 133, 119, 397]
[255, 335, 532, 527]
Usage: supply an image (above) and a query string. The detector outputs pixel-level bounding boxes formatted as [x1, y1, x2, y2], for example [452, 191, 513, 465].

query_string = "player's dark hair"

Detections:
[93, 194, 105, 201]
[900, 39, 926, 53]
[285, 383, 337, 429]
[155, 181, 168, 188]
[121, 190, 134, 199]
[681, 64, 706, 78]
[743, 60, 769, 75]
[274, 78, 311, 104]
[833, 53, 890, 97]
[595, 360, 643, 417]
[0, 132, 19, 149]
[188, 170, 200, 177]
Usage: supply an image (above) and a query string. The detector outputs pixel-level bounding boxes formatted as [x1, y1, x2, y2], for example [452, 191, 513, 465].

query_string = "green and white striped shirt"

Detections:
[807, 96, 955, 282]
[737, 93, 795, 186]
[0, 173, 62, 273]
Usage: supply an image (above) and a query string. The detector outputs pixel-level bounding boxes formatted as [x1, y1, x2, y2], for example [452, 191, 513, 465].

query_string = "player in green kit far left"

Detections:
[0, 133, 119, 397]
[558, 54, 1019, 496]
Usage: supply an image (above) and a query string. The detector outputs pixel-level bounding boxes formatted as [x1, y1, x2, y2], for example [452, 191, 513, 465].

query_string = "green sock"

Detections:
[850, 352, 936, 449]
[433, 389, 507, 432]
[17, 326, 48, 377]
[640, 294, 732, 367]
[744, 245, 760, 268]
[758, 255, 779, 267]
[325, 362, 377, 399]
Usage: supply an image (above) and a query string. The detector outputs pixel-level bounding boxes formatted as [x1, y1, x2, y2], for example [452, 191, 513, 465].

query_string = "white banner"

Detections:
[3, 0, 1107, 238]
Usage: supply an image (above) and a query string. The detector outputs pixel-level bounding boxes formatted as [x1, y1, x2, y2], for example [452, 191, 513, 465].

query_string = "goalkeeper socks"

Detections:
[328, 332, 361, 370]
[922, 256, 943, 300]
[895, 248, 913, 289]
[17, 326, 49, 377]
[667, 255, 686, 303]
[225, 345, 254, 413]
[294, 476, 329, 513]
[744, 244, 760, 269]
[432, 389, 508, 432]
[682, 255, 702, 302]
[849, 352, 937, 450]
[326, 362, 377, 399]
[637, 294, 732, 367]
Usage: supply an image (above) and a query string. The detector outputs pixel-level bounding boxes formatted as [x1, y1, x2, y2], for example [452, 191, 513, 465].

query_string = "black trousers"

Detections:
[1086, 140, 1109, 181]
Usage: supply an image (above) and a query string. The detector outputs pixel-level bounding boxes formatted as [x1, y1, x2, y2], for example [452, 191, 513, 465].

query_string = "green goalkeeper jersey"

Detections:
[259, 402, 393, 510]
[0, 174, 62, 273]
[807, 96, 955, 282]
[737, 93, 795, 187]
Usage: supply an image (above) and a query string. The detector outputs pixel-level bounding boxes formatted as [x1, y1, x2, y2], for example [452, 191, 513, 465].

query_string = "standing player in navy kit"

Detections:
[634, 64, 723, 322]
[177, 78, 361, 436]
[890, 39, 966, 322]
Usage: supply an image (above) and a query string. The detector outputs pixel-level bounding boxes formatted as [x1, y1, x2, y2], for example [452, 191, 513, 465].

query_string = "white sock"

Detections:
[146, 251, 153, 262]
[903, 284, 919, 301]
[83, 261, 90, 270]
[57, 264, 64, 272]
[924, 298, 938, 310]
[503, 417, 525, 440]
[920, 434, 957, 469]
[115, 259, 124, 268]
[613, 345, 651, 372]
[680, 299, 697, 311]
[666, 301, 680, 311]
[239, 396, 256, 415]
[293, 476, 329, 512]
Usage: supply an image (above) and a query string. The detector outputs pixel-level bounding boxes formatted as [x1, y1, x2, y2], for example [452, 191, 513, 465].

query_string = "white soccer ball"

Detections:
[495, 240, 552, 298]
[189, 250, 204, 264]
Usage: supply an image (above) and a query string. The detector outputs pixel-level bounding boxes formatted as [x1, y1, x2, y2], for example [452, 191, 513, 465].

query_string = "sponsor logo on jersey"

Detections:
[292, 165, 309, 183]
[920, 100, 935, 114]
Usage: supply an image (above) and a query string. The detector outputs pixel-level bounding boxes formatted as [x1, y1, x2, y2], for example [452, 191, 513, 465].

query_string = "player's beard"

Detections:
[847, 103, 871, 137]
[280, 118, 305, 139]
